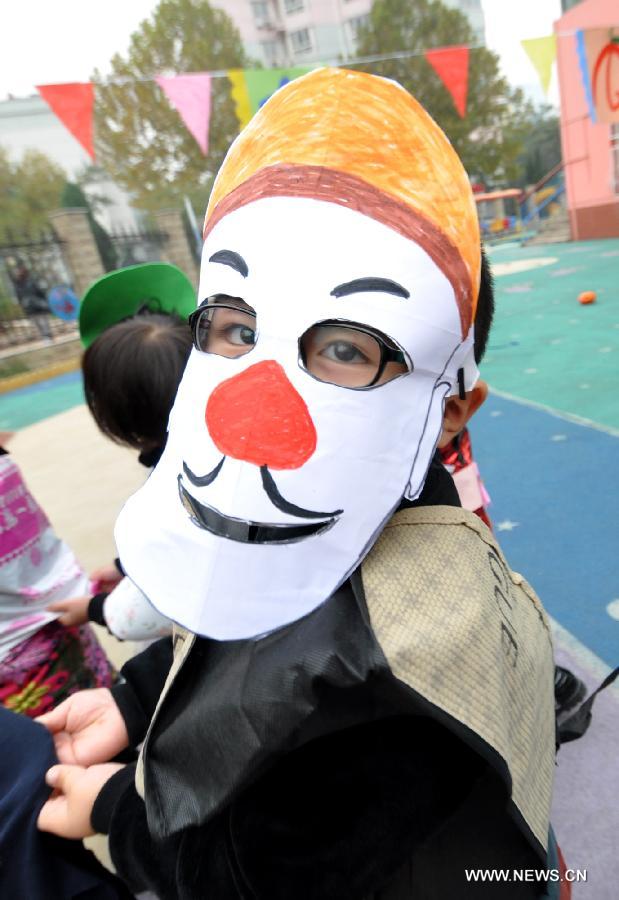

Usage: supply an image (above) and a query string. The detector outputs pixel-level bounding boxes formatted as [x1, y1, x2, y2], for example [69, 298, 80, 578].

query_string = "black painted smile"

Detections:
[178, 459, 342, 544]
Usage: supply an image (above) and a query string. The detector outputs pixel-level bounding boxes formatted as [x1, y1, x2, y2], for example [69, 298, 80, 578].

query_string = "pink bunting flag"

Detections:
[425, 46, 470, 118]
[156, 74, 212, 155]
[37, 82, 95, 160]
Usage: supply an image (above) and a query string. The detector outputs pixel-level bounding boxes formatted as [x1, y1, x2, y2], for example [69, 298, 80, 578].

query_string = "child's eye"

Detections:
[190, 298, 257, 358]
[224, 324, 256, 347]
[320, 340, 370, 365]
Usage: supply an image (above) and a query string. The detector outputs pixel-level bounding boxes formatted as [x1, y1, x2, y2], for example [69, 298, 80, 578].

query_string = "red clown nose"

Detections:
[205, 360, 317, 470]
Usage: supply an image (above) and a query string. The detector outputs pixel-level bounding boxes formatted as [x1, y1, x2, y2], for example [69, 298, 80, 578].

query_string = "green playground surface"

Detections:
[483, 238, 619, 431]
[0, 370, 84, 431]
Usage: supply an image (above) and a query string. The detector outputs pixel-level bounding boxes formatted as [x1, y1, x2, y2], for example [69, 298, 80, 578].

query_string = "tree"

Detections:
[0, 147, 66, 241]
[355, 0, 535, 187]
[516, 106, 562, 188]
[93, 0, 249, 213]
[60, 182, 117, 272]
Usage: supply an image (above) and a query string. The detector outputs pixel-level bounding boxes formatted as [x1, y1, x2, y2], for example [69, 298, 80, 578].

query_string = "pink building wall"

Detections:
[555, 0, 619, 239]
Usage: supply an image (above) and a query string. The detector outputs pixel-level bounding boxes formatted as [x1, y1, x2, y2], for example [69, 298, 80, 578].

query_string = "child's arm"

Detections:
[47, 596, 92, 627]
[39, 717, 491, 899]
[37, 638, 174, 760]
[48, 578, 171, 642]
[101, 578, 172, 642]
[90, 560, 123, 593]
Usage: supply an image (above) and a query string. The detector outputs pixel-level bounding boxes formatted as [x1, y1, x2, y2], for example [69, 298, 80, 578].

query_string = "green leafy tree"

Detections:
[356, 0, 534, 186]
[0, 147, 66, 241]
[75, 164, 114, 215]
[516, 106, 562, 187]
[93, 0, 249, 213]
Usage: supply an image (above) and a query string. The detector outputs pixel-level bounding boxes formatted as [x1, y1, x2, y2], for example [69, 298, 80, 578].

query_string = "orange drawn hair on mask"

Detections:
[204, 68, 480, 338]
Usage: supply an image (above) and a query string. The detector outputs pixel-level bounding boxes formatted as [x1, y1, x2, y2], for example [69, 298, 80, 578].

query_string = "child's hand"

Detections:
[47, 596, 90, 627]
[90, 562, 122, 593]
[35, 688, 130, 765]
[37, 763, 124, 839]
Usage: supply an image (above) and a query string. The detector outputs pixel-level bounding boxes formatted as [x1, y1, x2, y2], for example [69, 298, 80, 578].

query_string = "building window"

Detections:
[347, 14, 369, 42]
[611, 124, 619, 195]
[290, 27, 312, 54]
[251, 1, 269, 26]
[261, 39, 281, 66]
[284, 0, 304, 13]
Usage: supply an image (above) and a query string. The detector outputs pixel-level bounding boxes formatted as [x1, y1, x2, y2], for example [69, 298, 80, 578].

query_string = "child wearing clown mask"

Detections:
[37, 70, 567, 898]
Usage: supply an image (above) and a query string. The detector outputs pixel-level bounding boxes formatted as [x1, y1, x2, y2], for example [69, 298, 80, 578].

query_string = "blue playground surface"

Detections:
[473, 390, 617, 668]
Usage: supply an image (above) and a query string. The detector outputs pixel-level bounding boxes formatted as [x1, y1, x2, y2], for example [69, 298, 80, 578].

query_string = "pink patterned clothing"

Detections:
[0, 451, 115, 716]
[0, 620, 115, 717]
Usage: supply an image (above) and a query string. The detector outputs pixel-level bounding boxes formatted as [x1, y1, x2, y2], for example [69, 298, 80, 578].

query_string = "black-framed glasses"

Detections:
[299, 320, 410, 388]
[189, 297, 411, 389]
[189, 298, 257, 357]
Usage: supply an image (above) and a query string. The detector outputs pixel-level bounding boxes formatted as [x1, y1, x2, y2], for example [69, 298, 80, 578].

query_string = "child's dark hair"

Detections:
[82, 312, 192, 452]
[474, 246, 494, 364]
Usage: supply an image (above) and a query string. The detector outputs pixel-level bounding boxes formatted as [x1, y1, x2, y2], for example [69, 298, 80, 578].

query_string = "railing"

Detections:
[0, 230, 78, 351]
[519, 161, 565, 207]
[106, 226, 168, 270]
[519, 162, 566, 227]
[521, 183, 566, 226]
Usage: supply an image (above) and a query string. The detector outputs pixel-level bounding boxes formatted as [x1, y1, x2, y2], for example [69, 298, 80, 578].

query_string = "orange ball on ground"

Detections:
[578, 291, 596, 305]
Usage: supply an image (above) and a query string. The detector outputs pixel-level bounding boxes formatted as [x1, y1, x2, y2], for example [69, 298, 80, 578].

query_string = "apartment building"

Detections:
[210, 0, 486, 67]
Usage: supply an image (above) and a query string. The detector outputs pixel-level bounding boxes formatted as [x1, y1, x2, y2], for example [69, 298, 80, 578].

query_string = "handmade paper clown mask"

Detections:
[115, 68, 481, 640]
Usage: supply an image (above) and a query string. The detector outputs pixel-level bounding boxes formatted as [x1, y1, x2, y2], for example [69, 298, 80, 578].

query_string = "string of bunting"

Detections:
[34, 44, 476, 161]
[35, 27, 619, 162]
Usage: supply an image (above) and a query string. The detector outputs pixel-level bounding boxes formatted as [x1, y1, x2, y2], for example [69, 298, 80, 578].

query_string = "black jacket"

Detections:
[94, 459, 544, 898]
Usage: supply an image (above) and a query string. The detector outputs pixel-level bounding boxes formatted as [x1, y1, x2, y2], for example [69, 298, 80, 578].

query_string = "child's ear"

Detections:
[437, 380, 488, 449]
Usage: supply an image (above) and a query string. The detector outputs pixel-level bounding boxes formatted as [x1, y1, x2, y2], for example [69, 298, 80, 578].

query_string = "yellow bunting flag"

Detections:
[228, 69, 252, 130]
[228, 68, 313, 131]
[521, 35, 557, 95]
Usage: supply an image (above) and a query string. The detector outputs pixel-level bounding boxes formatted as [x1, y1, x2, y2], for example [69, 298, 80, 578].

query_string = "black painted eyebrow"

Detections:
[208, 250, 248, 278]
[330, 277, 409, 299]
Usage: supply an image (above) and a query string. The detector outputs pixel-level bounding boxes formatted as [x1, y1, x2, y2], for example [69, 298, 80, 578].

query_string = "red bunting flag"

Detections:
[155, 74, 212, 155]
[425, 46, 470, 118]
[37, 82, 95, 160]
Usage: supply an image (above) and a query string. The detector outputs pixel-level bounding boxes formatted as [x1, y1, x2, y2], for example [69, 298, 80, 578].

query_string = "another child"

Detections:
[0, 435, 114, 717]
[47, 263, 194, 642]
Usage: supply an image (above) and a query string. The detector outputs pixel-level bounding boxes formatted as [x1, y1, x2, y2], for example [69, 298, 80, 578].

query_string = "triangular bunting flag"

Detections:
[37, 82, 95, 160]
[246, 67, 312, 113]
[228, 69, 253, 130]
[425, 46, 469, 118]
[228, 68, 312, 130]
[521, 35, 557, 95]
[156, 74, 212, 155]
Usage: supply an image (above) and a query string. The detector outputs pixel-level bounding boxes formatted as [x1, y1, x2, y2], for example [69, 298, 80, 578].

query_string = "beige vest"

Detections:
[137, 505, 555, 854]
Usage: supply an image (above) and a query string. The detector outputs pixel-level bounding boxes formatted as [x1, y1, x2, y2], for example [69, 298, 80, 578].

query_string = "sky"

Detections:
[0, 0, 563, 103]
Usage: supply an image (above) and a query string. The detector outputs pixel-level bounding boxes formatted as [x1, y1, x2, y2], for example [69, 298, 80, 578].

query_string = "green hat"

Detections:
[79, 262, 196, 348]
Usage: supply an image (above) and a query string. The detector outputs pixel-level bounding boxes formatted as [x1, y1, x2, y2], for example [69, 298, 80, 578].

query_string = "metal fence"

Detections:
[0, 223, 171, 355]
[0, 230, 78, 352]
[106, 225, 168, 270]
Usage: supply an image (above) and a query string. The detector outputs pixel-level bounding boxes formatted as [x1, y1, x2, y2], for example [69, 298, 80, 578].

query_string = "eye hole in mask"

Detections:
[189, 296, 257, 359]
[190, 300, 411, 389]
[299, 320, 411, 389]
